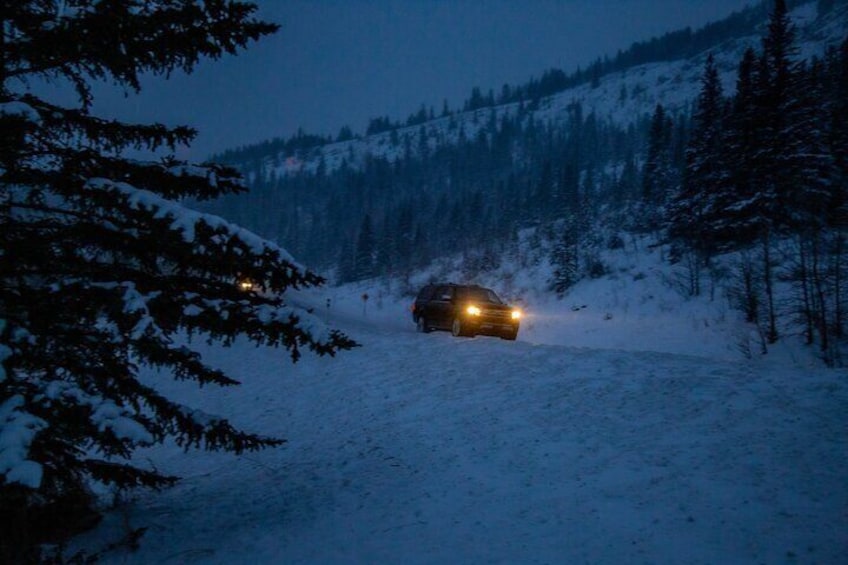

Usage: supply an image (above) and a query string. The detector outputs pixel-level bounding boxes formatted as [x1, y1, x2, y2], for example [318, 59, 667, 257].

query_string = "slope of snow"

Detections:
[385, 232, 762, 363]
[265, 2, 846, 179]
[70, 251, 847, 563]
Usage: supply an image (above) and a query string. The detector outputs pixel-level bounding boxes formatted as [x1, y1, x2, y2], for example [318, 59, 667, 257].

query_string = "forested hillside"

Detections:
[200, 0, 847, 360]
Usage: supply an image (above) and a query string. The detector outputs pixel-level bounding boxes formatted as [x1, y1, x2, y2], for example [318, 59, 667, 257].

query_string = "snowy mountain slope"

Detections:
[71, 287, 847, 564]
[533, 2, 827, 132]
[263, 1, 844, 179]
[364, 229, 768, 363]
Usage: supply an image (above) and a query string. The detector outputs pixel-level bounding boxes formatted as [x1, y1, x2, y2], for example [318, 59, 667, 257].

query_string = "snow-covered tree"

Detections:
[761, 0, 803, 233]
[668, 53, 726, 295]
[719, 47, 764, 248]
[672, 55, 725, 236]
[640, 103, 675, 230]
[549, 223, 581, 295]
[0, 1, 354, 560]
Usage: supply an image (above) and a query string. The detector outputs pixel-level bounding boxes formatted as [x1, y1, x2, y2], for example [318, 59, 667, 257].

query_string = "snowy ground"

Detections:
[69, 263, 848, 564]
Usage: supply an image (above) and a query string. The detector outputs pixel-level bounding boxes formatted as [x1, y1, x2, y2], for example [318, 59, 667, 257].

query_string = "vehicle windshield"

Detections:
[458, 287, 502, 304]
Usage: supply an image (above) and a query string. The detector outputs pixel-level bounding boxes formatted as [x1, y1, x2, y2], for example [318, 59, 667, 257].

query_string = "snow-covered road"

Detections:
[77, 294, 847, 564]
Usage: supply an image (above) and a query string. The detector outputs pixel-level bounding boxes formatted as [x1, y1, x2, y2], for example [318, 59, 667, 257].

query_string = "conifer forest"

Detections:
[205, 0, 848, 361]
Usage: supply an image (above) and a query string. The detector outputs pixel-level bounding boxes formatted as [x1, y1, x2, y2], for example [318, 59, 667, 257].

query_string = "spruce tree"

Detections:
[826, 38, 848, 339]
[758, 0, 801, 342]
[614, 151, 639, 209]
[549, 221, 581, 295]
[640, 104, 674, 230]
[761, 0, 800, 231]
[669, 53, 726, 263]
[0, 1, 354, 559]
[720, 47, 764, 248]
[829, 38, 848, 218]
[789, 57, 833, 231]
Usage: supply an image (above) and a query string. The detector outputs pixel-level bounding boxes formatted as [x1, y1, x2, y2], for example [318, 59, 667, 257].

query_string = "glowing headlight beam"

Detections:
[511, 310, 522, 320]
[466, 305, 481, 316]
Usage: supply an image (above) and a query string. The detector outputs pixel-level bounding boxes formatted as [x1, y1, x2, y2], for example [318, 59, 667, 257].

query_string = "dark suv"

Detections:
[411, 283, 521, 340]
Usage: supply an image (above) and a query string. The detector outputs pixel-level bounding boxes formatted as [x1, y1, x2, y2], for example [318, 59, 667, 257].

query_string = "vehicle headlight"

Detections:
[466, 305, 481, 316]
[511, 309, 522, 320]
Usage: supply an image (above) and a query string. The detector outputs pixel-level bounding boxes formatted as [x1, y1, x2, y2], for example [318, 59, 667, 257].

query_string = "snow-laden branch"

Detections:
[0, 101, 42, 124]
[84, 178, 304, 273]
[0, 395, 47, 489]
[41, 380, 154, 446]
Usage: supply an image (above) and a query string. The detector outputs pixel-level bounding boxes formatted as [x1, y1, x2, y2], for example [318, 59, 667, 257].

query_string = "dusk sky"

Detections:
[59, 0, 757, 159]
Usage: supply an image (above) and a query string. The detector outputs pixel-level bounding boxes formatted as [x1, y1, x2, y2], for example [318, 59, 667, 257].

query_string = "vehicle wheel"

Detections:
[501, 329, 518, 341]
[416, 316, 431, 333]
[451, 317, 473, 337]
